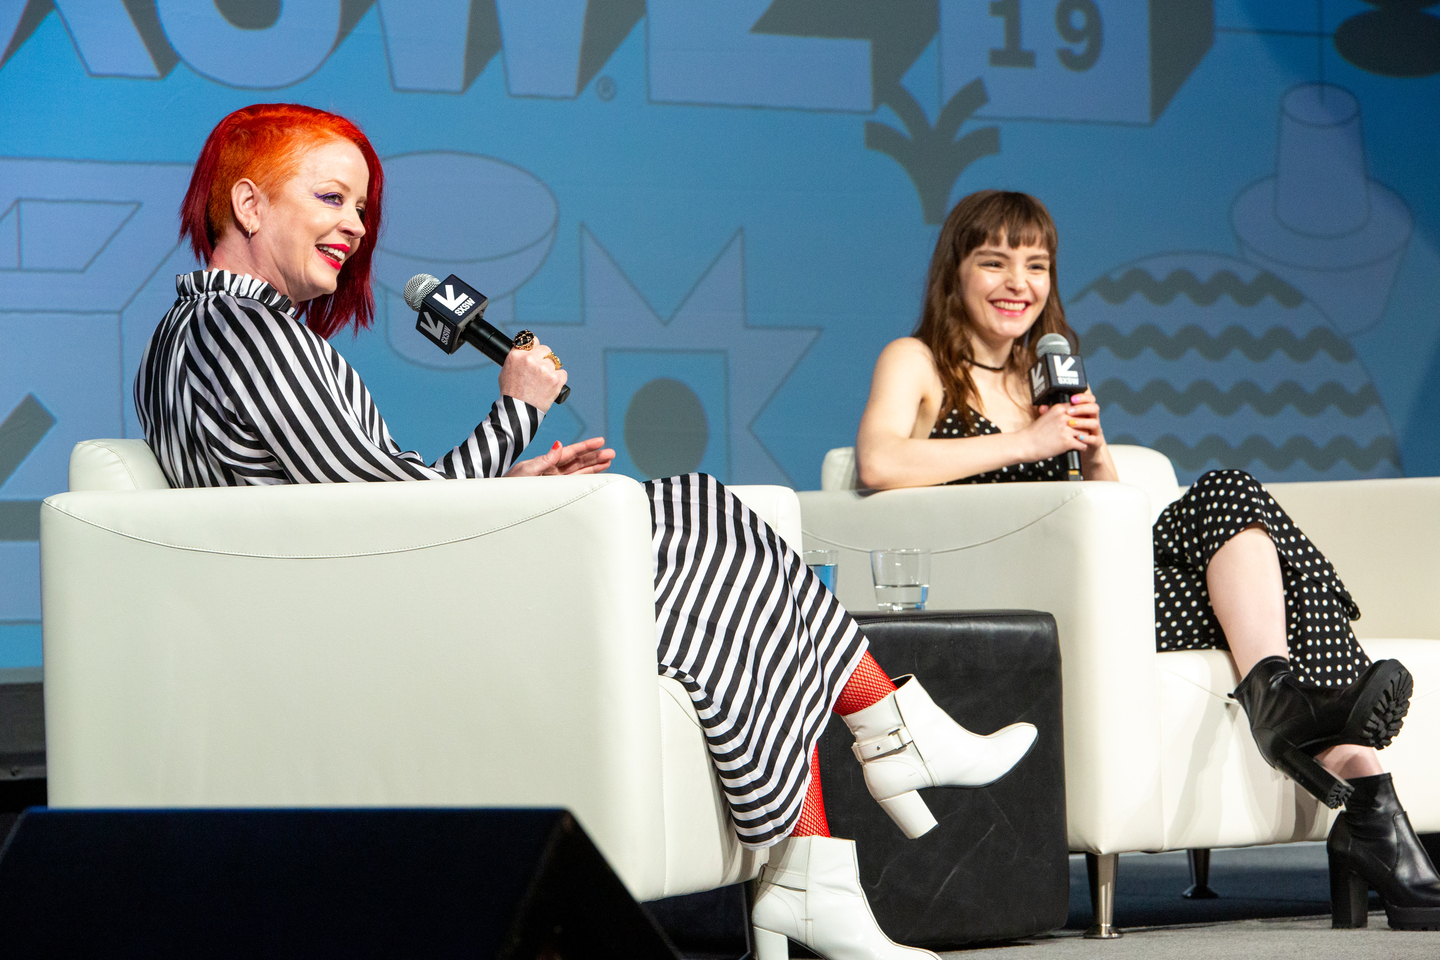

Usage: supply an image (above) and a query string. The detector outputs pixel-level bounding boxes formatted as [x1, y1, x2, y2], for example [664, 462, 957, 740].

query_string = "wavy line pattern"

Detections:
[1078, 268, 1306, 308]
[1079, 323, 1357, 363]
[1097, 379, 1381, 417]
[1110, 434, 1400, 472]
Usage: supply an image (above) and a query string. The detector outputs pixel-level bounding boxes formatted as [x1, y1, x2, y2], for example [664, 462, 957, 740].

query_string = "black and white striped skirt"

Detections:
[646, 473, 868, 848]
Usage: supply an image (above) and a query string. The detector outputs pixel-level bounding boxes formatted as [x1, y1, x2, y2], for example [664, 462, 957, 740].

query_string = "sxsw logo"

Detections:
[0, 3, 878, 107]
[432, 284, 476, 317]
[1053, 356, 1080, 386]
[1029, 363, 1046, 397]
[417, 312, 453, 348]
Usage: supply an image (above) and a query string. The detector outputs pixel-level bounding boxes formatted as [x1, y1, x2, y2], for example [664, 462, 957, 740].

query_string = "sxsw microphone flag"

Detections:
[415, 275, 488, 356]
[1029, 353, 1088, 406]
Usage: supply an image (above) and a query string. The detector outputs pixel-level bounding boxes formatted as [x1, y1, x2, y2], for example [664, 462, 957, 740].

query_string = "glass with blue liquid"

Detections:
[804, 550, 838, 592]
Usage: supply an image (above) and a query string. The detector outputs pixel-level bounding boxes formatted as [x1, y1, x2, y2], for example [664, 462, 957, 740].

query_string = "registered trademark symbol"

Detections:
[596, 75, 616, 101]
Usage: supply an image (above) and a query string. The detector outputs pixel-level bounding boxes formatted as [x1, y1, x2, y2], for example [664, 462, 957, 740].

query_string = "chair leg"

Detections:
[1183, 847, 1219, 899]
[1084, 852, 1123, 939]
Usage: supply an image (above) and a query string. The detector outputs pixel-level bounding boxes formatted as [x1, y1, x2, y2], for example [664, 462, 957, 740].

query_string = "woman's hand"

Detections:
[1019, 401, 1089, 462]
[1062, 390, 1106, 452]
[505, 436, 616, 478]
[498, 338, 568, 412]
[1050, 389, 1119, 481]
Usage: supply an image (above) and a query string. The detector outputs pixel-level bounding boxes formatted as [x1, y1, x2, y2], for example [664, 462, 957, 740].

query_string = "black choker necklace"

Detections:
[964, 357, 1007, 372]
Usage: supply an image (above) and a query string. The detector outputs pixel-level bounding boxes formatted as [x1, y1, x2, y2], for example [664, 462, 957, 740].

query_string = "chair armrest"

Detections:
[798, 481, 1165, 853]
[1266, 477, 1440, 642]
[728, 484, 802, 548]
[40, 474, 667, 897]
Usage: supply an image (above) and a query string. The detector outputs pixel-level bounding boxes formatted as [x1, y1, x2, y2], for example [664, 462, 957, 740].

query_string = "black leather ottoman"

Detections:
[818, 609, 1068, 949]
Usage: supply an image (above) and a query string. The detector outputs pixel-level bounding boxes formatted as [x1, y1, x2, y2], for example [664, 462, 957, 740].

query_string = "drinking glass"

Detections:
[869, 549, 930, 611]
[803, 550, 839, 592]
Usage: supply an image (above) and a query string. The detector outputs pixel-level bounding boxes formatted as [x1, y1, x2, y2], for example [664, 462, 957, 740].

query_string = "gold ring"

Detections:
[545, 352, 562, 370]
[512, 330, 536, 351]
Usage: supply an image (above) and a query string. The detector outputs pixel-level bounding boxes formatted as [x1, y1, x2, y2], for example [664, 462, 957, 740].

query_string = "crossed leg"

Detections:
[1205, 523, 1382, 779]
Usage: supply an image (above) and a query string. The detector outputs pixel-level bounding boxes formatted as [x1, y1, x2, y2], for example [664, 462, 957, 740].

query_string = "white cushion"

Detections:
[821, 447, 860, 492]
[728, 484, 803, 549]
[658, 678, 768, 896]
[820, 443, 1181, 523]
[1108, 444, 1183, 524]
[68, 439, 170, 491]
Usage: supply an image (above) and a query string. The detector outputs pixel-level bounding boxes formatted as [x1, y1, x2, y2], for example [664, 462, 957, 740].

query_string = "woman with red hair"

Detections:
[136, 104, 1039, 960]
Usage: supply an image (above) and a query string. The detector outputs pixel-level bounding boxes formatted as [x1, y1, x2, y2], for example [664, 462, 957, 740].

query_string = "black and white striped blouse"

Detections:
[137, 270, 864, 849]
[135, 271, 540, 487]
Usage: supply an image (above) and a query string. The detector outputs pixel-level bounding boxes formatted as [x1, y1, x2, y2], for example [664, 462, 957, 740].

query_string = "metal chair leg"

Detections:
[1084, 852, 1123, 939]
[1183, 847, 1219, 899]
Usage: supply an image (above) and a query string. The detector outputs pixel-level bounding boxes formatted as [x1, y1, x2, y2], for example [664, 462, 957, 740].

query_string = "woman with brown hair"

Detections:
[855, 189, 1440, 931]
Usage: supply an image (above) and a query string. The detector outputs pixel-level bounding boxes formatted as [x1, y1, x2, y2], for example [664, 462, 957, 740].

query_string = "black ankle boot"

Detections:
[1230, 657, 1412, 808]
[1328, 773, 1440, 930]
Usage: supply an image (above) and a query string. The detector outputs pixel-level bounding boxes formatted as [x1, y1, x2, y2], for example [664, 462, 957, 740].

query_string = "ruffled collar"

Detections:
[176, 270, 294, 316]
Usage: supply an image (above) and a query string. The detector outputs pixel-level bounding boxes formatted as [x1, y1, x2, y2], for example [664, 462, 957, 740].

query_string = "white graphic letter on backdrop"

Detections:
[51, 0, 176, 78]
[648, 0, 872, 110]
[516, 227, 818, 485]
[495, 0, 585, 97]
[377, 0, 496, 93]
[1232, 84, 1411, 336]
[154, 0, 344, 88]
[373, 152, 558, 369]
[0, 159, 190, 620]
[1067, 252, 1400, 483]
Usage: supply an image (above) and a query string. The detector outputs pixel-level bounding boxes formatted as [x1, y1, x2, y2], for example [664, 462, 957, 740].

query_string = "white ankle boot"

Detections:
[842, 675, 1037, 838]
[751, 835, 939, 960]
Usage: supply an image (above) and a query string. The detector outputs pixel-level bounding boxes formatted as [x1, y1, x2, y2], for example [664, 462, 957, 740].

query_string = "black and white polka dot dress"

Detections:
[930, 408, 1068, 482]
[932, 409, 1368, 687]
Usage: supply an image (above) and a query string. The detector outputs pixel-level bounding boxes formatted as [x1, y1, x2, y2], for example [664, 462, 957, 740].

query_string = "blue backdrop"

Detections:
[2, 0, 1438, 667]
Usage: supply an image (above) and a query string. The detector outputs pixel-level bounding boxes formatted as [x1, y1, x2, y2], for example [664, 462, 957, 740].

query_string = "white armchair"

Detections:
[800, 445, 1440, 931]
[40, 440, 809, 903]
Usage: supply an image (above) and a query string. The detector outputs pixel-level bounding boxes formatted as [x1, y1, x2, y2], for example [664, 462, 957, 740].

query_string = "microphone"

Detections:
[404, 273, 569, 405]
[1028, 333, 1087, 482]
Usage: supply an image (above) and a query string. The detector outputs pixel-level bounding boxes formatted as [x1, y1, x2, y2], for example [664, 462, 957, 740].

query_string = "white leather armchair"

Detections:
[801, 445, 1440, 930]
[40, 440, 808, 902]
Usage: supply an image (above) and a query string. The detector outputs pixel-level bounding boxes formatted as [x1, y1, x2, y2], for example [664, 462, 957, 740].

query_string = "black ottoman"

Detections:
[818, 610, 1068, 949]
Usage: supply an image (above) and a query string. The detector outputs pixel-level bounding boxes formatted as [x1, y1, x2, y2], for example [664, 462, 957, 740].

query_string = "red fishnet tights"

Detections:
[832, 651, 898, 716]
[791, 745, 830, 837]
[791, 653, 900, 839]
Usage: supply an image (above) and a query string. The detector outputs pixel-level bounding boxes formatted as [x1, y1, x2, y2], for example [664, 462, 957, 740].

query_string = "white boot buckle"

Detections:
[852, 727, 914, 763]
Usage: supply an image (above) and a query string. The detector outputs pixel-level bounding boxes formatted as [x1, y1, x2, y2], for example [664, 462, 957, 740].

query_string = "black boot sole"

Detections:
[1385, 903, 1440, 930]
[1305, 659, 1413, 754]
[1274, 741, 1352, 809]
[1336, 865, 1440, 931]
[1359, 664, 1412, 750]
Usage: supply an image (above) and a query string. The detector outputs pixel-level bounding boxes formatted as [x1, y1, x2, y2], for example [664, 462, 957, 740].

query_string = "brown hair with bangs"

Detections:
[913, 190, 1074, 432]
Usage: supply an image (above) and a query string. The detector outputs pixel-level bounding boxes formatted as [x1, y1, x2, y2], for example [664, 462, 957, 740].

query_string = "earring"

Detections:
[246, 224, 254, 239]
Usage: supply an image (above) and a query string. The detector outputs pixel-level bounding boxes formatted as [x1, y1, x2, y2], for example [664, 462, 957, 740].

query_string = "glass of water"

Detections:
[870, 549, 930, 611]
[803, 550, 838, 592]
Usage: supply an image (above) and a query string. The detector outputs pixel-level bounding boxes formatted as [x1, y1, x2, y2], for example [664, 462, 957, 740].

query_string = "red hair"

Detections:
[180, 103, 384, 339]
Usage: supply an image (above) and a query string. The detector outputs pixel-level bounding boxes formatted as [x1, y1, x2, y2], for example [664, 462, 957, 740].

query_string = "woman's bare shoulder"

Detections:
[877, 336, 937, 370]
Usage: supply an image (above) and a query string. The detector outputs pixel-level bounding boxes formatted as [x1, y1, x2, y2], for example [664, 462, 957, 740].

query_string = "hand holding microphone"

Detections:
[404, 273, 570, 407]
[1027, 332, 1091, 481]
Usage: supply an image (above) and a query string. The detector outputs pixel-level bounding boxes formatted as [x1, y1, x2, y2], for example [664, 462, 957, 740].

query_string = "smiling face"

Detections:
[250, 138, 368, 303]
[958, 238, 1053, 351]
